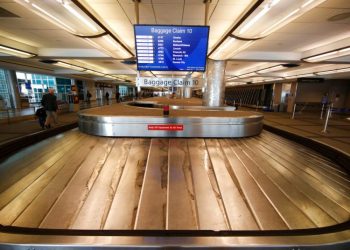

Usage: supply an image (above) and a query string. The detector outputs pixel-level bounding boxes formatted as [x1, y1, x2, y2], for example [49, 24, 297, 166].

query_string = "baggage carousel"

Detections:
[0, 98, 349, 249]
[78, 97, 263, 138]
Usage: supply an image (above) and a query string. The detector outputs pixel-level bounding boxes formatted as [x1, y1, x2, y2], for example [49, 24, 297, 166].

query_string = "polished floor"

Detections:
[0, 129, 349, 230]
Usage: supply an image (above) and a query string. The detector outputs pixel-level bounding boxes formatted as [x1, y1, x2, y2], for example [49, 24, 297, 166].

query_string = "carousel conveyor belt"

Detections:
[0, 128, 349, 248]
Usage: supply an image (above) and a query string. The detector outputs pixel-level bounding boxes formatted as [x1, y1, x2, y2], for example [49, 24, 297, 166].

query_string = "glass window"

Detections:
[16, 72, 61, 103]
[0, 69, 11, 109]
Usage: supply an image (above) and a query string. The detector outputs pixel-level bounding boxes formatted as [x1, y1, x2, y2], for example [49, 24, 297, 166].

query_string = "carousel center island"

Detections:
[79, 97, 263, 138]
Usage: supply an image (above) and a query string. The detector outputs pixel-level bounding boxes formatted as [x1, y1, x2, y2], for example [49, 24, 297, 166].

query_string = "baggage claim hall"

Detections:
[0, 0, 350, 249]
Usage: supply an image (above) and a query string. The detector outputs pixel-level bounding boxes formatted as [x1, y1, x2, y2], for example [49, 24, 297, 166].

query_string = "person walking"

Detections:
[86, 90, 92, 103]
[116, 91, 120, 103]
[41, 88, 58, 129]
[105, 91, 110, 104]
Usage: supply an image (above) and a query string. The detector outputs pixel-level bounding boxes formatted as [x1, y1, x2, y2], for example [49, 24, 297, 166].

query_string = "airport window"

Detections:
[56, 77, 72, 102]
[16, 72, 57, 103]
[0, 69, 11, 109]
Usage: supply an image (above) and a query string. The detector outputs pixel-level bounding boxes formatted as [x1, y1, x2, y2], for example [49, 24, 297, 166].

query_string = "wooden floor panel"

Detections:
[0, 130, 349, 230]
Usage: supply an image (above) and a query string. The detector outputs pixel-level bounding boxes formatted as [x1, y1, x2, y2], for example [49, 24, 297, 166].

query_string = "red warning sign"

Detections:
[148, 124, 184, 131]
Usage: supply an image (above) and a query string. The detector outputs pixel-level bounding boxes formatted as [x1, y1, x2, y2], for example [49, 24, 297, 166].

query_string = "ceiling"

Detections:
[0, 0, 349, 86]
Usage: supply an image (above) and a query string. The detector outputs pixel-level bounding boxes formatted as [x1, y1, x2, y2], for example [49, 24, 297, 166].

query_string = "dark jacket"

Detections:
[41, 93, 58, 111]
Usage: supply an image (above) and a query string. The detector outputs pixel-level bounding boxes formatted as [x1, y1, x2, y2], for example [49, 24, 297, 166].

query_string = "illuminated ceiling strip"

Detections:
[55, 61, 85, 71]
[226, 82, 246, 86]
[0, 44, 36, 58]
[61, 2, 99, 33]
[31, 3, 76, 33]
[106, 75, 125, 81]
[238, 0, 280, 35]
[102, 36, 132, 58]
[85, 69, 105, 76]
[302, 46, 350, 62]
[302, 0, 315, 8]
[295, 73, 314, 77]
[304, 51, 337, 61]
[238, 72, 257, 78]
[256, 65, 285, 74]
[227, 76, 238, 80]
[84, 37, 132, 58]
[229, 66, 350, 83]
[260, 8, 300, 36]
[210, 0, 326, 59]
[337, 67, 350, 73]
[54, 61, 108, 77]
[71, 0, 134, 57]
[208, 0, 264, 57]
[316, 67, 350, 75]
[210, 37, 237, 58]
[20, 0, 134, 58]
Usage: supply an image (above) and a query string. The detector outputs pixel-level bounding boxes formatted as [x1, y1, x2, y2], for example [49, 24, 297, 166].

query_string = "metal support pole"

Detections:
[137, 71, 141, 99]
[329, 103, 333, 118]
[321, 105, 331, 133]
[320, 103, 324, 119]
[134, 0, 140, 24]
[204, 0, 210, 26]
[291, 103, 296, 119]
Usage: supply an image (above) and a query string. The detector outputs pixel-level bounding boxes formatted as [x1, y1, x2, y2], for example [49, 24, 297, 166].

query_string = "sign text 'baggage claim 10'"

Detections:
[136, 77, 203, 88]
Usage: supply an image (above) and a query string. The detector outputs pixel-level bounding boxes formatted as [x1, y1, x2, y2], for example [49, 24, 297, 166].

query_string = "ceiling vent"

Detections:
[39, 59, 58, 64]
[121, 59, 137, 65]
[282, 63, 300, 68]
[0, 7, 19, 18]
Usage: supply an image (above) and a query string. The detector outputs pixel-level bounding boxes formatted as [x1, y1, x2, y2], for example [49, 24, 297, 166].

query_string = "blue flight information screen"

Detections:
[134, 25, 209, 72]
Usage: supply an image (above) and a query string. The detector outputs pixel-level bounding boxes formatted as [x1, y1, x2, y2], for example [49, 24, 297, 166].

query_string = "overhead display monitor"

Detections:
[134, 25, 209, 72]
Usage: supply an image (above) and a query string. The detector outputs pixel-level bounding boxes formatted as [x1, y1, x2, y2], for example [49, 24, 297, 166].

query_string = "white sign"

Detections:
[136, 77, 203, 88]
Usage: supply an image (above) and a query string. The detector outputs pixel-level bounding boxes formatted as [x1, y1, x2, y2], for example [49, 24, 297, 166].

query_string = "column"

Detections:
[85, 80, 97, 101]
[7, 70, 21, 109]
[203, 59, 226, 107]
[273, 83, 282, 112]
[183, 87, 192, 98]
[287, 81, 298, 113]
[176, 87, 183, 98]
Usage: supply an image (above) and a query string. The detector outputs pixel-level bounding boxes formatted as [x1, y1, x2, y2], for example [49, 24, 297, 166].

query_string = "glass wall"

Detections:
[0, 69, 11, 109]
[56, 77, 72, 102]
[16, 72, 57, 103]
[118, 85, 135, 98]
[16, 72, 67, 103]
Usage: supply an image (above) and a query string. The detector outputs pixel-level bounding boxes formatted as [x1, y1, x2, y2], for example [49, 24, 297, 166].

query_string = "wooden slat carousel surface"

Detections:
[0, 129, 349, 230]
